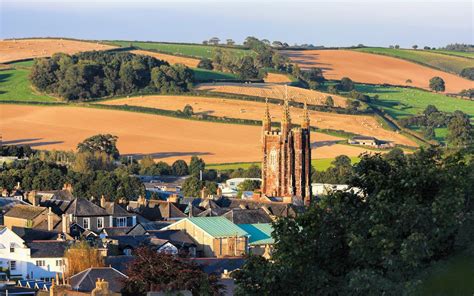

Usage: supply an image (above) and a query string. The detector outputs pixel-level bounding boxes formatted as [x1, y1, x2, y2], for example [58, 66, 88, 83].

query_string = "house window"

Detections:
[56, 259, 64, 267]
[123, 248, 132, 256]
[83, 218, 90, 230]
[10, 261, 16, 271]
[36, 260, 46, 267]
[9, 243, 15, 253]
[97, 217, 104, 229]
[117, 217, 127, 227]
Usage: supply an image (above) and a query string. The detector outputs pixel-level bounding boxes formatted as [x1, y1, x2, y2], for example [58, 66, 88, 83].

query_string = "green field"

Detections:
[192, 68, 239, 81]
[0, 67, 56, 102]
[428, 50, 474, 59]
[354, 47, 474, 75]
[353, 84, 474, 120]
[207, 157, 361, 172]
[109, 40, 252, 59]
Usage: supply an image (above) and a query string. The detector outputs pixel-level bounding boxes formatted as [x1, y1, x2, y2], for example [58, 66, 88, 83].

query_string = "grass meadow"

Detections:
[0, 61, 56, 102]
[207, 157, 361, 172]
[109, 40, 252, 59]
[354, 47, 474, 75]
[192, 68, 239, 81]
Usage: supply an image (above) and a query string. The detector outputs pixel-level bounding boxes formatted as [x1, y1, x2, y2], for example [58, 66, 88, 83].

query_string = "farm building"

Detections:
[348, 136, 394, 148]
[164, 217, 248, 257]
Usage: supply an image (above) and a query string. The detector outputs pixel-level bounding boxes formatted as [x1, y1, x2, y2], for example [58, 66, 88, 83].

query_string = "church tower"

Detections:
[261, 95, 312, 205]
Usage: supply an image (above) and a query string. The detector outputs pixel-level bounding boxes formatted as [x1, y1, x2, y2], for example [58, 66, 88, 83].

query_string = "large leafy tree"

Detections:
[234, 148, 473, 295]
[77, 134, 120, 159]
[429, 76, 446, 92]
[447, 110, 473, 148]
[122, 247, 221, 296]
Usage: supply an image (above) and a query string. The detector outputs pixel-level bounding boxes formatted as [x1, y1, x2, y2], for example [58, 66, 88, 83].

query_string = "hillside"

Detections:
[354, 47, 474, 75]
[0, 38, 116, 63]
[284, 49, 474, 93]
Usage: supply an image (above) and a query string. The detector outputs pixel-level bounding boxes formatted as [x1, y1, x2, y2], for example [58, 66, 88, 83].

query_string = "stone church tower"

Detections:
[261, 97, 312, 205]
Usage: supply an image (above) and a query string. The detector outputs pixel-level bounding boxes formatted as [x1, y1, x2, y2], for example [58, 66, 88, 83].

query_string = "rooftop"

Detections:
[27, 240, 70, 258]
[70, 267, 128, 293]
[4, 204, 46, 220]
[238, 223, 274, 246]
[65, 198, 109, 217]
[184, 217, 248, 238]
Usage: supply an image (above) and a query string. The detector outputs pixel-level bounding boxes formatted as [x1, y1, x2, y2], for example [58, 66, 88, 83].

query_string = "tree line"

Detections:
[29, 51, 193, 101]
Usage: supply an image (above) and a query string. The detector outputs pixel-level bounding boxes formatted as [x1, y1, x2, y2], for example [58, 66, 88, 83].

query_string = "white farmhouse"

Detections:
[0, 226, 68, 281]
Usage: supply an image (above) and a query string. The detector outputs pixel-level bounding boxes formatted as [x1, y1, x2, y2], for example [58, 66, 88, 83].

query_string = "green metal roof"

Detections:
[186, 217, 248, 238]
[237, 223, 274, 246]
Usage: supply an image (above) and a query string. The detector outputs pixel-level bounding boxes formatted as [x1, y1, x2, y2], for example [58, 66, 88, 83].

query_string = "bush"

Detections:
[325, 96, 334, 107]
[197, 58, 214, 70]
[337, 77, 354, 91]
[429, 76, 446, 92]
[460, 67, 474, 80]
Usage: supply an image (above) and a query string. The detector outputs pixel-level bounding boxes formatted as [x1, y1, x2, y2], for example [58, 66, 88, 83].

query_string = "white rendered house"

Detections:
[0, 226, 67, 281]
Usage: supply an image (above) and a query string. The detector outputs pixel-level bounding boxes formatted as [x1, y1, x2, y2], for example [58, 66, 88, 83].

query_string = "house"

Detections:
[69, 267, 128, 294]
[0, 226, 68, 281]
[64, 198, 112, 232]
[0, 197, 29, 225]
[128, 197, 187, 221]
[3, 205, 61, 232]
[164, 217, 248, 257]
[101, 197, 137, 228]
[218, 178, 261, 198]
[237, 223, 274, 258]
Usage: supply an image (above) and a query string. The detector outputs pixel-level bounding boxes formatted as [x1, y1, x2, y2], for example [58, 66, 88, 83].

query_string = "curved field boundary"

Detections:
[284, 49, 474, 93]
[353, 47, 474, 76]
[0, 38, 117, 64]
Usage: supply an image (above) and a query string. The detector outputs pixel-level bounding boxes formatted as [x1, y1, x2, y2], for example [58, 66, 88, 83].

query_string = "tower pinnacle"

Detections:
[262, 97, 271, 133]
[302, 99, 310, 129]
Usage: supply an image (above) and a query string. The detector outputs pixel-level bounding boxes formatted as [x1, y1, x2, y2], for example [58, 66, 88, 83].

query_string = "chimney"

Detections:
[28, 190, 38, 206]
[200, 187, 208, 199]
[47, 207, 54, 231]
[62, 183, 73, 193]
[168, 194, 178, 203]
[216, 187, 222, 197]
[100, 195, 106, 208]
[62, 214, 70, 234]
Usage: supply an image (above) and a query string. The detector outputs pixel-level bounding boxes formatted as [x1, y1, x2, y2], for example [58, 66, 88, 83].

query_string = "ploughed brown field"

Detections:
[131, 49, 200, 68]
[102, 95, 416, 146]
[284, 50, 474, 93]
[1, 105, 375, 163]
[196, 83, 348, 107]
[263, 73, 292, 84]
[0, 38, 116, 63]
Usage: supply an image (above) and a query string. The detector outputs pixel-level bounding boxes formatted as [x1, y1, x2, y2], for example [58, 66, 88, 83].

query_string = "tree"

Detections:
[429, 76, 445, 92]
[395, 45, 400, 49]
[237, 180, 261, 198]
[122, 247, 221, 296]
[244, 165, 261, 178]
[423, 105, 438, 117]
[77, 134, 120, 159]
[447, 111, 473, 147]
[325, 96, 334, 107]
[422, 125, 435, 140]
[272, 41, 283, 48]
[182, 175, 203, 197]
[172, 160, 189, 176]
[209, 37, 220, 45]
[337, 77, 354, 91]
[197, 58, 214, 70]
[460, 67, 474, 80]
[234, 148, 473, 295]
[189, 156, 205, 176]
[226, 39, 235, 46]
[183, 104, 194, 116]
[65, 241, 104, 277]
[349, 100, 361, 110]
[412, 45, 418, 50]
[236, 56, 260, 80]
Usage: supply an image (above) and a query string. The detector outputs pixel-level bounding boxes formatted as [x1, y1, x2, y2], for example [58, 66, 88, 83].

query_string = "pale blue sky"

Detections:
[1, 0, 472, 47]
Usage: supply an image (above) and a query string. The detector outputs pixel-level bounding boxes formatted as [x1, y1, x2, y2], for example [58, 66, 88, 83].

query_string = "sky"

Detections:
[1, 0, 472, 47]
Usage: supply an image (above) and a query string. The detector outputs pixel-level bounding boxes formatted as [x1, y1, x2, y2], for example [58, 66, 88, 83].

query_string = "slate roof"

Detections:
[39, 199, 71, 216]
[179, 217, 248, 238]
[0, 197, 27, 211]
[222, 208, 273, 224]
[104, 256, 134, 275]
[70, 267, 127, 293]
[12, 226, 59, 242]
[216, 198, 303, 218]
[238, 223, 274, 245]
[37, 189, 75, 201]
[27, 241, 69, 258]
[152, 230, 196, 247]
[104, 202, 134, 217]
[65, 198, 109, 217]
[4, 204, 46, 220]
[140, 221, 172, 231]
[134, 201, 186, 221]
[193, 257, 245, 275]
